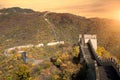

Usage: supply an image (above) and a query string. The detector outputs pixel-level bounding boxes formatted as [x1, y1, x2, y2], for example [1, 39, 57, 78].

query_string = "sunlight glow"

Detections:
[114, 11, 120, 21]
[0, 0, 120, 21]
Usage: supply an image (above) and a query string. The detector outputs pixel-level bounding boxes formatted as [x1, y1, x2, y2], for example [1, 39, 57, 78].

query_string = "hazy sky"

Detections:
[0, 0, 120, 20]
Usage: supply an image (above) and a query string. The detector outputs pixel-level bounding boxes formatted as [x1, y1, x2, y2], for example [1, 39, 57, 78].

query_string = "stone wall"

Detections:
[4, 41, 65, 56]
[88, 40, 120, 77]
[79, 34, 120, 79]
[47, 41, 64, 46]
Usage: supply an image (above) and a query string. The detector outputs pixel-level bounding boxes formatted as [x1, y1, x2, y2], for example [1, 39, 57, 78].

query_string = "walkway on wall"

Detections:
[83, 44, 96, 80]
[98, 66, 120, 80]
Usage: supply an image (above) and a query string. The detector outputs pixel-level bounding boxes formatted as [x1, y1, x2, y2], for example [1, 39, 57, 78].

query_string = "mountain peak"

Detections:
[0, 7, 34, 14]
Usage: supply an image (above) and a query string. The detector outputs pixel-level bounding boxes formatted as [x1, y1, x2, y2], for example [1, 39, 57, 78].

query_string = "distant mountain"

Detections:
[0, 7, 34, 14]
[0, 7, 120, 58]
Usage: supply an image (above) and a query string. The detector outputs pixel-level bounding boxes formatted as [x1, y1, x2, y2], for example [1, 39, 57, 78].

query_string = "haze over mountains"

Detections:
[0, 7, 120, 58]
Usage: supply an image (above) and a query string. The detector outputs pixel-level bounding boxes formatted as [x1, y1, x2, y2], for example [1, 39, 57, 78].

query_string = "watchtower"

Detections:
[79, 34, 97, 50]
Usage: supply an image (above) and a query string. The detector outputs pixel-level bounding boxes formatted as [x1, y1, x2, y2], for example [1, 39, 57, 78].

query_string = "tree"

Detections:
[72, 46, 79, 57]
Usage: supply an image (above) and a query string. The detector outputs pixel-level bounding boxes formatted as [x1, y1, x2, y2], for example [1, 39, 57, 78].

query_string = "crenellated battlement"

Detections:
[88, 39, 120, 77]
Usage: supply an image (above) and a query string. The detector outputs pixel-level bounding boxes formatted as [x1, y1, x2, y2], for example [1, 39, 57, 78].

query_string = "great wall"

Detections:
[79, 34, 120, 80]
[4, 41, 64, 56]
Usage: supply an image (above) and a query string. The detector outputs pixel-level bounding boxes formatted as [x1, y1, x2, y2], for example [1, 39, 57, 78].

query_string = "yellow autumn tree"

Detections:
[15, 64, 30, 80]
[72, 46, 79, 57]
[96, 47, 111, 59]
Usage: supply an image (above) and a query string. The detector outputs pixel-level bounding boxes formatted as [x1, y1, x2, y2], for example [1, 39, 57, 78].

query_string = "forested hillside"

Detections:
[0, 7, 120, 58]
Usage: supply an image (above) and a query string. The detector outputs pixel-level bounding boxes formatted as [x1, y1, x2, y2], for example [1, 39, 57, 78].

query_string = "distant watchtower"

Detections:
[18, 51, 27, 63]
[79, 34, 97, 50]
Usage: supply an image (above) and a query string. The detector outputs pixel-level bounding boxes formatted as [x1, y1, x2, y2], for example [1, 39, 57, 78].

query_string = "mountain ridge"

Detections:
[0, 7, 35, 14]
[0, 7, 120, 58]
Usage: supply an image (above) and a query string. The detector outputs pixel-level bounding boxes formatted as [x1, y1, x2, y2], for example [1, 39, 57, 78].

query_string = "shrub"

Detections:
[51, 75, 60, 80]
[71, 46, 79, 57]
[55, 58, 62, 67]
[96, 47, 111, 58]
[15, 64, 30, 80]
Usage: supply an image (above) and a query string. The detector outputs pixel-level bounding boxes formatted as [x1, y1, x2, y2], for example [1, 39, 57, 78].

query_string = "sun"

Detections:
[114, 11, 120, 21]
